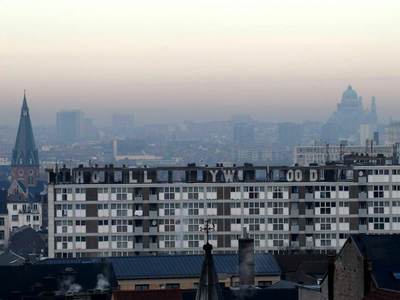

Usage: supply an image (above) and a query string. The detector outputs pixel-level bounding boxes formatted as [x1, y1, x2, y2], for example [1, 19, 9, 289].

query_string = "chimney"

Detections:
[363, 258, 372, 296]
[239, 228, 255, 286]
[327, 254, 335, 300]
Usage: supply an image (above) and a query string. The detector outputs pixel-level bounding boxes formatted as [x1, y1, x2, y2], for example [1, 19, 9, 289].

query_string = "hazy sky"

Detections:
[1, 0, 400, 126]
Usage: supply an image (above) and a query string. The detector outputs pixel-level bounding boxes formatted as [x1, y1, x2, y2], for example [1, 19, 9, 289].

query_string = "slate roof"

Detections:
[9, 226, 47, 259]
[11, 92, 39, 167]
[0, 250, 25, 266]
[351, 234, 400, 292]
[40, 253, 281, 280]
[275, 254, 328, 285]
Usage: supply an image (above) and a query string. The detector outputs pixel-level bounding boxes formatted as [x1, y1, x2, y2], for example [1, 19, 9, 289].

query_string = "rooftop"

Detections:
[39, 253, 281, 280]
[350, 234, 400, 292]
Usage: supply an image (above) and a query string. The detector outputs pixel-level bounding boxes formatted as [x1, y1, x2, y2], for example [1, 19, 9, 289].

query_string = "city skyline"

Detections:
[1, 0, 400, 125]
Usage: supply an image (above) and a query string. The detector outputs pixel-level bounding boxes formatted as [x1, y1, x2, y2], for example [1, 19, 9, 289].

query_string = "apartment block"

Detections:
[47, 163, 400, 258]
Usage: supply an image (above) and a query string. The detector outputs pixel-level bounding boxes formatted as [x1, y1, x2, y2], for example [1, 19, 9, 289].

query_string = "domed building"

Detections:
[322, 85, 378, 144]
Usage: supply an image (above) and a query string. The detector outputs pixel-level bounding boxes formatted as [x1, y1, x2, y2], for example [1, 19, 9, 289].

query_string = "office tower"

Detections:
[233, 122, 255, 145]
[56, 110, 84, 143]
[112, 113, 134, 137]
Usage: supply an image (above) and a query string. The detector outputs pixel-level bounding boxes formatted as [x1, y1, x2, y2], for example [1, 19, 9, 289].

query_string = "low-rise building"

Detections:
[40, 252, 281, 290]
[318, 234, 400, 300]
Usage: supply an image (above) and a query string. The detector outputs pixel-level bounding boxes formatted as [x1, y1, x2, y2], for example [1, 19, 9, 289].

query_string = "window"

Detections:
[12, 215, 18, 222]
[165, 283, 180, 289]
[370, 201, 389, 214]
[268, 218, 288, 231]
[183, 187, 204, 200]
[372, 185, 388, 198]
[188, 219, 204, 231]
[244, 202, 264, 214]
[369, 217, 389, 230]
[244, 186, 264, 199]
[160, 187, 179, 200]
[267, 233, 289, 247]
[316, 218, 336, 230]
[244, 218, 265, 231]
[160, 235, 175, 248]
[135, 284, 149, 291]
[315, 202, 336, 214]
[0, 218, 4, 226]
[316, 233, 336, 246]
[315, 186, 335, 198]
[258, 281, 272, 287]
[267, 202, 288, 214]
[184, 234, 203, 248]
[267, 186, 288, 199]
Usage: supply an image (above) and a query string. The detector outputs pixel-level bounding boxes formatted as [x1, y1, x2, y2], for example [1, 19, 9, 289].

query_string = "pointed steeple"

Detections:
[196, 221, 221, 300]
[11, 91, 39, 167]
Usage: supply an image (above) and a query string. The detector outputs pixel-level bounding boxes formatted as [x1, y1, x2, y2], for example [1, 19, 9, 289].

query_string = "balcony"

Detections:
[135, 243, 143, 250]
[149, 195, 158, 201]
[149, 226, 158, 234]
[290, 193, 299, 200]
[290, 241, 300, 249]
[358, 208, 367, 216]
[290, 209, 299, 217]
[149, 211, 158, 218]
[291, 224, 299, 233]
[305, 225, 314, 233]
[358, 177, 367, 184]
[359, 192, 367, 201]
[135, 227, 143, 234]
[305, 193, 314, 200]
[305, 209, 314, 217]
[134, 196, 143, 201]
[306, 239, 314, 249]
[149, 242, 158, 249]
[359, 224, 368, 233]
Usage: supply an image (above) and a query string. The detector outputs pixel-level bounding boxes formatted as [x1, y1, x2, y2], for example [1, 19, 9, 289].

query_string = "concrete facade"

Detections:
[47, 164, 400, 258]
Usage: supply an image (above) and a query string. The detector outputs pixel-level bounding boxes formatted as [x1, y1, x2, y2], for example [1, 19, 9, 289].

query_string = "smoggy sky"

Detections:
[1, 0, 400, 126]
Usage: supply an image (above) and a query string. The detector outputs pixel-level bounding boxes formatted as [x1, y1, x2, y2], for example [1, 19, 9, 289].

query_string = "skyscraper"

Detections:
[233, 122, 255, 145]
[56, 110, 84, 143]
[112, 113, 135, 138]
[11, 92, 39, 187]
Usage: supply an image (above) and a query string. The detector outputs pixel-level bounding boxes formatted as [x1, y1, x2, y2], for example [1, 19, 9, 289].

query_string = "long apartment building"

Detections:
[294, 144, 397, 166]
[47, 163, 400, 258]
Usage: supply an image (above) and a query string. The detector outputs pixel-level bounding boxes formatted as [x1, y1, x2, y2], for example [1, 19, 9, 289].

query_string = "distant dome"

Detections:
[342, 85, 358, 101]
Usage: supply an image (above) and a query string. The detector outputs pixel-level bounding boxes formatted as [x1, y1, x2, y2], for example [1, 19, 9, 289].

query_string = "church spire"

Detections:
[195, 220, 221, 300]
[10, 92, 40, 187]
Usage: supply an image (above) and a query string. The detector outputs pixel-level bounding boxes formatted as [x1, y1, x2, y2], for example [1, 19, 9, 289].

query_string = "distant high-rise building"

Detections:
[112, 113, 134, 137]
[56, 110, 84, 143]
[384, 121, 400, 145]
[322, 85, 378, 144]
[233, 122, 255, 145]
[278, 122, 303, 148]
[11, 92, 39, 187]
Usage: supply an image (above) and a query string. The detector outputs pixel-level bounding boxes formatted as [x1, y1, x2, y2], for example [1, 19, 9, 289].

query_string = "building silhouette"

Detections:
[322, 85, 378, 144]
[11, 92, 39, 187]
